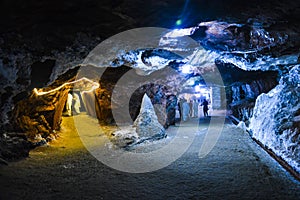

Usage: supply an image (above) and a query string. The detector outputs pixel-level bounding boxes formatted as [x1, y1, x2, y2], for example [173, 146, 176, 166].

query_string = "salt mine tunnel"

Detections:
[0, 0, 300, 199]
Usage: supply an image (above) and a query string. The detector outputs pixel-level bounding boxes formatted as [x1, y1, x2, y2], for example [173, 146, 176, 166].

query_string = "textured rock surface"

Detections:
[0, 133, 31, 162]
[93, 65, 185, 126]
[249, 65, 300, 173]
[110, 126, 138, 148]
[111, 94, 166, 147]
[12, 67, 79, 140]
[13, 86, 69, 140]
[133, 94, 166, 140]
[228, 75, 278, 123]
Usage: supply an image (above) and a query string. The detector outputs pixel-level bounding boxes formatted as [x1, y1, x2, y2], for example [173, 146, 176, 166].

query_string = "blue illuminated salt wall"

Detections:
[250, 65, 300, 174]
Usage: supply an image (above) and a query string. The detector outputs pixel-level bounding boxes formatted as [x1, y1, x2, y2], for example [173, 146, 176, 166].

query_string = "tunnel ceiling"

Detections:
[1, 0, 300, 56]
[1, 0, 299, 82]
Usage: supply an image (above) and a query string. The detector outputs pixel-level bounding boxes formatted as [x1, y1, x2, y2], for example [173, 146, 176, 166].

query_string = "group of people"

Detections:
[178, 98, 209, 121]
[65, 92, 81, 116]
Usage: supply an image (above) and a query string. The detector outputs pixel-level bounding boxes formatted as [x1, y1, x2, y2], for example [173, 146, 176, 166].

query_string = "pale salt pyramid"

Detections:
[133, 94, 166, 140]
[111, 94, 166, 147]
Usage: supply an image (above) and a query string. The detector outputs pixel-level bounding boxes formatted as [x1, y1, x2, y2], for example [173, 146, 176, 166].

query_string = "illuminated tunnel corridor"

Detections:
[0, 0, 300, 199]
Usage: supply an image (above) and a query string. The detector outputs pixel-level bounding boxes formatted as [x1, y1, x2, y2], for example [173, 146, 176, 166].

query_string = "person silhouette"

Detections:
[193, 99, 199, 118]
[66, 92, 73, 116]
[202, 99, 209, 117]
[73, 93, 81, 114]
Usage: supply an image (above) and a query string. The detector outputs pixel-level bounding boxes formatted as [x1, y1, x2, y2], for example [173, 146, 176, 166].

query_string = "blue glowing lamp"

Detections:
[176, 19, 182, 26]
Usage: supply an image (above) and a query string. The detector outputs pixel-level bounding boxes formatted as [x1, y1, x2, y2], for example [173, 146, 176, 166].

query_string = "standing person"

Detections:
[81, 91, 97, 117]
[73, 93, 81, 114]
[193, 99, 199, 118]
[66, 92, 73, 116]
[202, 99, 209, 117]
[182, 99, 190, 121]
[178, 98, 184, 121]
[189, 100, 193, 117]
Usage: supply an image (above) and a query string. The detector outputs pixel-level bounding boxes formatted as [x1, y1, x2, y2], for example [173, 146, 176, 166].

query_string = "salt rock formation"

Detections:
[111, 94, 166, 147]
[110, 127, 138, 148]
[133, 94, 166, 141]
[249, 65, 300, 174]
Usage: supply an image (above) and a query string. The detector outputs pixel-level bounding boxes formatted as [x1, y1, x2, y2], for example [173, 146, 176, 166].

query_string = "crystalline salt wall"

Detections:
[249, 65, 300, 173]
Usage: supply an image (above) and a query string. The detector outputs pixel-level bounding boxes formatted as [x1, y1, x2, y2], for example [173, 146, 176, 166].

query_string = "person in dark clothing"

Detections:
[189, 100, 193, 117]
[202, 99, 209, 117]
[178, 98, 184, 121]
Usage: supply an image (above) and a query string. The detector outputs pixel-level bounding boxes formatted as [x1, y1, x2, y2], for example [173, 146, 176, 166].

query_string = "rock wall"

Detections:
[95, 87, 114, 125]
[95, 66, 184, 127]
[11, 68, 79, 141]
[129, 83, 174, 128]
[0, 34, 100, 133]
[9, 64, 183, 142]
[228, 76, 278, 123]
[96, 81, 178, 127]
[249, 65, 300, 173]
[13, 87, 70, 141]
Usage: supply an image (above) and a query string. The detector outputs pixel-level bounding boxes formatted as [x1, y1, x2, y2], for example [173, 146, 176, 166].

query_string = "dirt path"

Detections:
[0, 114, 299, 200]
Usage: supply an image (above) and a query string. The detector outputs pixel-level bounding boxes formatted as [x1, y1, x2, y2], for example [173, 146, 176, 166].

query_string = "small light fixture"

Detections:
[176, 19, 182, 26]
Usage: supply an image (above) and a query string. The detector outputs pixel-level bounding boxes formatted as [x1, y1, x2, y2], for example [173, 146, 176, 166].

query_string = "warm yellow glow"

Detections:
[33, 77, 100, 96]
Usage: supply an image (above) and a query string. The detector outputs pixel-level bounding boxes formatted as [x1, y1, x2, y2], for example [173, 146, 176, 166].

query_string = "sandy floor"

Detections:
[0, 114, 299, 200]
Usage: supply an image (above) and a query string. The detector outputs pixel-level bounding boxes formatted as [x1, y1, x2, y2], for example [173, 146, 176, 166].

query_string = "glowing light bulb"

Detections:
[176, 19, 182, 26]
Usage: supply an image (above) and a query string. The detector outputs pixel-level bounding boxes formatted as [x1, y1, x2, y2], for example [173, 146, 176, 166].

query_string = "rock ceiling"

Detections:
[1, 0, 299, 56]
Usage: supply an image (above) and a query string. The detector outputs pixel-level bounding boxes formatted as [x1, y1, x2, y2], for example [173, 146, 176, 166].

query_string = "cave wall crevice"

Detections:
[228, 75, 279, 124]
